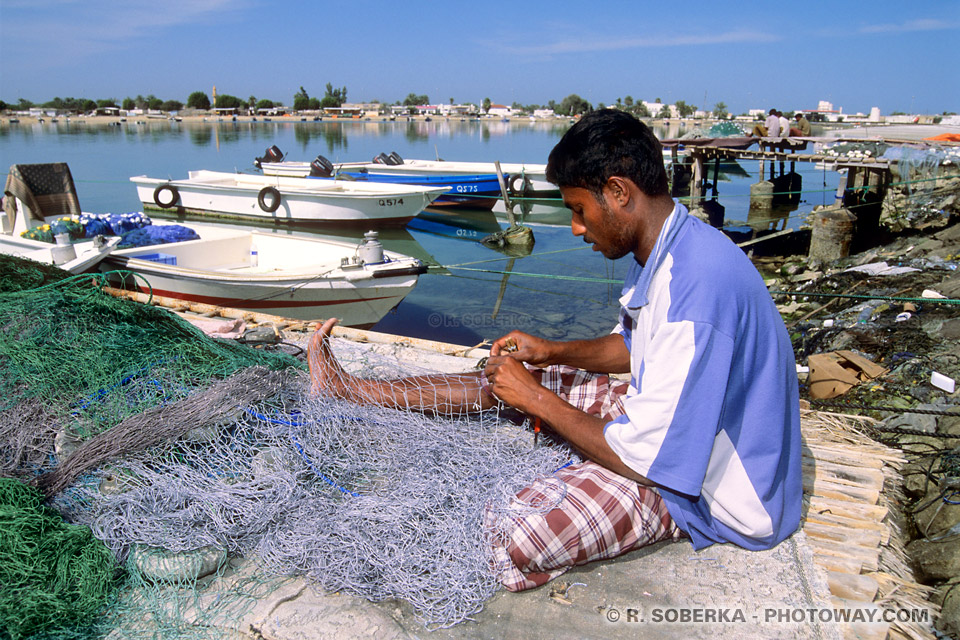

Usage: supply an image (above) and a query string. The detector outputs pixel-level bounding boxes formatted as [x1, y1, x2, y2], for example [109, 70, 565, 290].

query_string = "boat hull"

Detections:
[130, 171, 448, 227]
[341, 159, 557, 197]
[260, 164, 505, 210]
[100, 223, 424, 327]
[0, 234, 121, 273]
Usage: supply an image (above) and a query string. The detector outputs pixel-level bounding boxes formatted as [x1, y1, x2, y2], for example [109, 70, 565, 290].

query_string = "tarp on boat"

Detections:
[3, 163, 82, 223]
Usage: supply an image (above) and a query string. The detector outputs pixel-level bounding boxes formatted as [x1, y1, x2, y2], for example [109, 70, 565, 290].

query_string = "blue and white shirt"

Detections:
[604, 203, 801, 551]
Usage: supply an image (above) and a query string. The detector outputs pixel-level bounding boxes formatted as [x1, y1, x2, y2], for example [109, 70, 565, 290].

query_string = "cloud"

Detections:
[859, 18, 960, 34]
[490, 29, 780, 56]
[1, 0, 250, 59]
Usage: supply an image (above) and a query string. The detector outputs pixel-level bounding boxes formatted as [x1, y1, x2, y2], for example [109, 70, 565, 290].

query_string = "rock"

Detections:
[902, 461, 934, 499]
[260, 589, 413, 640]
[906, 238, 945, 259]
[884, 406, 939, 434]
[251, 447, 296, 480]
[939, 318, 960, 340]
[906, 537, 960, 581]
[895, 433, 953, 456]
[911, 484, 960, 541]
[938, 412, 960, 436]
[130, 545, 228, 583]
[99, 467, 138, 495]
[934, 579, 960, 638]
[934, 223, 960, 244]
[822, 330, 860, 352]
[54, 428, 82, 462]
[937, 273, 960, 299]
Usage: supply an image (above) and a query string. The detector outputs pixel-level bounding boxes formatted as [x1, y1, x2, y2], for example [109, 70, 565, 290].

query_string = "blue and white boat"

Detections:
[256, 148, 511, 210]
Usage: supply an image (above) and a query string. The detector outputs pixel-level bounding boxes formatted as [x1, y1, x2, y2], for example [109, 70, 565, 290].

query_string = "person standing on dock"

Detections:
[308, 109, 802, 592]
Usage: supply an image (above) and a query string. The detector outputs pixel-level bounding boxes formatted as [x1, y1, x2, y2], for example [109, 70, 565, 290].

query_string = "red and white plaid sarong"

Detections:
[481, 365, 683, 592]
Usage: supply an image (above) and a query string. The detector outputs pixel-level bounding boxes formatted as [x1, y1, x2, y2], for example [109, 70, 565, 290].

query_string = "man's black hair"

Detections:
[546, 109, 669, 199]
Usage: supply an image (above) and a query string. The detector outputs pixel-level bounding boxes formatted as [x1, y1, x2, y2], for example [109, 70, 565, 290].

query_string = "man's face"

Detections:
[560, 185, 635, 260]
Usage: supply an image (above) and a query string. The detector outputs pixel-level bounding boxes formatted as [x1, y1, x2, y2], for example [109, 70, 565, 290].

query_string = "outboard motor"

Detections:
[387, 151, 404, 166]
[309, 155, 335, 178]
[254, 145, 284, 168]
[373, 152, 391, 165]
[358, 230, 385, 265]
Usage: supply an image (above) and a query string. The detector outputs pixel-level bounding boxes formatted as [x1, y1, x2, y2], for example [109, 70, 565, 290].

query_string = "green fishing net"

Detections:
[0, 255, 305, 638]
[0, 477, 119, 640]
[0, 254, 302, 439]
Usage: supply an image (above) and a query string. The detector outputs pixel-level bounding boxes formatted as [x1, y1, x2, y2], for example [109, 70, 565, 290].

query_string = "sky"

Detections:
[1, 0, 958, 116]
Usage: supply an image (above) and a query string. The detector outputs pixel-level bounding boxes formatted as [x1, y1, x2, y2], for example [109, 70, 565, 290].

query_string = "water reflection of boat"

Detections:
[407, 207, 503, 243]
[494, 199, 572, 227]
[130, 170, 448, 227]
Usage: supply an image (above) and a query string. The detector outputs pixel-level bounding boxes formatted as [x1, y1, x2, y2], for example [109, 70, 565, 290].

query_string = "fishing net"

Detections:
[0, 255, 578, 635]
[0, 256, 298, 446]
[879, 145, 960, 230]
[0, 477, 120, 640]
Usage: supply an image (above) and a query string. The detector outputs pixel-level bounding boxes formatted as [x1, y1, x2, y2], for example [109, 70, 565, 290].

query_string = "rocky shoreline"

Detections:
[757, 178, 960, 636]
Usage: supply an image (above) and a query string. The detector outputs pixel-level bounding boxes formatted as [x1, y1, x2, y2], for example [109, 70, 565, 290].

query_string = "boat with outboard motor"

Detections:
[255, 147, 508, 210]
[255, 148, 556, 201]
[130, 169, 449, 227]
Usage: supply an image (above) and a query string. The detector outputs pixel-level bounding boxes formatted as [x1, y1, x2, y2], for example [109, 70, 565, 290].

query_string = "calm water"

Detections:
[0, 118, 836, 345]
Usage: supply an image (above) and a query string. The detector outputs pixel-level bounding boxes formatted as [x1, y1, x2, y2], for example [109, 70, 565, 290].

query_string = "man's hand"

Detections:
[483, 355, 547, 414]
[490, 331, 556, 367]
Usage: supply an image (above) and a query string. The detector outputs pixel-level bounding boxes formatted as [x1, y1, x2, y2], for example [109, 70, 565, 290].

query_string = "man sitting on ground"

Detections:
[308, 109, 802, 591]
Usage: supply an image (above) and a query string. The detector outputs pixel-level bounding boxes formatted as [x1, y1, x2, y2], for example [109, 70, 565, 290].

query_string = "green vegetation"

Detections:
[187, 91, 211, 110]
[319, 83, 347, 109]
[556, 93, 591, 116]
[293, 86, 318, 111]
[213, 93, 243, 109]
[401, 92, 430, 114]
[674, 100, 695, 117]
[403, 92, 430, 106]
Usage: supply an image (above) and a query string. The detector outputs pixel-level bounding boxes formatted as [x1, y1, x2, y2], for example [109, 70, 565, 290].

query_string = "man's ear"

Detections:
[606, 176, 630, 206]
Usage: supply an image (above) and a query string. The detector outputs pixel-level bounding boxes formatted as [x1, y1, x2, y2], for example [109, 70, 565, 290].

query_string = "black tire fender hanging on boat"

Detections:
[257, 186, 281, 213]
[153, 184, 179, 208]
[508, 174, 530, 197]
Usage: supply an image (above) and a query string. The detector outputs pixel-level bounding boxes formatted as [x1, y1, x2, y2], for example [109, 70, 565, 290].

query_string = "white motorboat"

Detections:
[3, 161, 122, 273]
[100, 224, 425, 328]
[256, 149, 554, 197]
[0, 231, 121, 274]
[100, 223, 426, 327]
[130, 170, 450, 227]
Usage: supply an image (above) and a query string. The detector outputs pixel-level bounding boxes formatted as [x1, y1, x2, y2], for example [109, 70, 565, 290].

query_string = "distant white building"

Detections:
[486, 104, 515, 117]
[437, 103, 478, 116]
[533, 108, 556, 118]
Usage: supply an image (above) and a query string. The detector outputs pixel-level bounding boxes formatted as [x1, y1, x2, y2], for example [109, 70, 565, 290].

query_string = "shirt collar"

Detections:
[619, 201, 690, 310]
